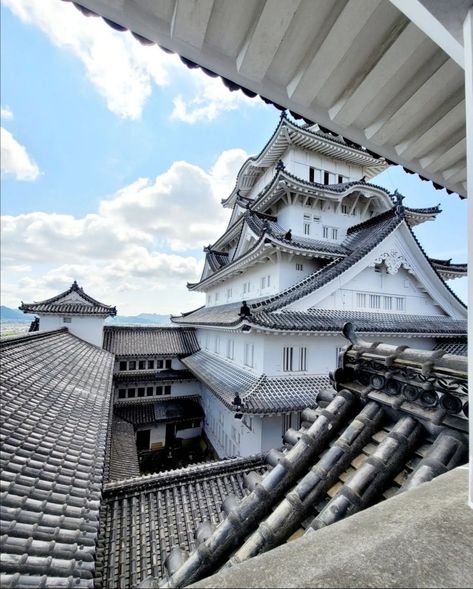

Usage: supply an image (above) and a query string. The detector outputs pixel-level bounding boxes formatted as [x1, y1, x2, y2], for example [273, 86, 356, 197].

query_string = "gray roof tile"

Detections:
[95, 456, 266, 588]
[0, 329, 114, 587]
[19, 281, 116, 317]
[102, 326, 199, 357]
[182, 351, 330, 414]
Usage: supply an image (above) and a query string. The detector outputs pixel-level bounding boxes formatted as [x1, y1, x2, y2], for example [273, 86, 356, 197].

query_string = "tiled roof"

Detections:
[176, 208, 404, 326]
[19, 280, 116, 317]
[429, 258, 467, 279]
[95, 456, 267, 588]
[0, 329, 114, 588]
[182, 351, 330, 415]
[149, 336, 468, 588]
[434, 339, 467, 356]
[115, 398, 203, 426]
[249, 309, 467, 336]
[108, 416, 140, 483]
[171, 302, 242, 326]
[102, 326, 199, 357]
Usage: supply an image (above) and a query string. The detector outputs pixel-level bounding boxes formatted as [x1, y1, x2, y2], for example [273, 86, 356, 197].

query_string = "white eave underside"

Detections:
[72, 0, 467, 197]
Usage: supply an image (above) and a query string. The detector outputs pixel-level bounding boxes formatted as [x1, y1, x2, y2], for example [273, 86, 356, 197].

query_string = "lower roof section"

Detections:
[172, 302, 467, 337]
[114, 398, 203, 426]
[102, 325, 199, 357]
[182, 350, 330, 415]
[0, 329, 115, 588]
[95, 456, 267, 589]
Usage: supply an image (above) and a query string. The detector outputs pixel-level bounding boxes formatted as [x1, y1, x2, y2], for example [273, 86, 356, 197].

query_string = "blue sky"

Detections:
[1, 0, 467, 314]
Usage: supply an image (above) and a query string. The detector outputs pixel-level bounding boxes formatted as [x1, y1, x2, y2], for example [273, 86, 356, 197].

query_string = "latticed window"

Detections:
[283, 346, 307, 372]
[370, 294, 381, 309]
[356, 293, 366, 308]
[244, 343, 254, 367]
[396, 297, 405, 311]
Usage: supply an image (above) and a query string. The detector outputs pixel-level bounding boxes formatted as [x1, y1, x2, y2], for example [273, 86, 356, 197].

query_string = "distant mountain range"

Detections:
[0, 306, 171, 326]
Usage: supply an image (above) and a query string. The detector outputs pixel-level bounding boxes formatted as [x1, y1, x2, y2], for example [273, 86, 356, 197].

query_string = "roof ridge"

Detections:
[103, 454, 264, 494]
[0, 327, 69, 347]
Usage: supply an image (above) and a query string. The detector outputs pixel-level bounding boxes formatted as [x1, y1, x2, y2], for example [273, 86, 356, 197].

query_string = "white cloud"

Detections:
[1, 148, 248, 313]
[2, 0, 177, 120]
[1, 127, 40, 181]
[171, 72, 259, 124]
[2, 0, 262, 123]
[1, 106, 13, 120]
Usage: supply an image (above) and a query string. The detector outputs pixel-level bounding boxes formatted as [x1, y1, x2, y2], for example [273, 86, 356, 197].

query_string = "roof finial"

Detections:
[284, 228, 292, 241]
[239, 301, 251, 318]
[393, 190, 405, 217]
[276, 159, 285, 171]
[71, 280, 79, 290]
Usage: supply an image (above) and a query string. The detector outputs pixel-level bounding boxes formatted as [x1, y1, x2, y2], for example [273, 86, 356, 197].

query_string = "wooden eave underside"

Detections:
[70, 0, 467, 197]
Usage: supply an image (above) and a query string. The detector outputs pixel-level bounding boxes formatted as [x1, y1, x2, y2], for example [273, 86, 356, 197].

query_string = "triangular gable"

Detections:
[284, 222, 466, 319]
[232, 219, 261, 261]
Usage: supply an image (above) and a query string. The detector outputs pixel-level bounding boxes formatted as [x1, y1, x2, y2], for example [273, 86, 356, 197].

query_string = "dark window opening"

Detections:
[118, 389, 126, 399]
[309, 167, 315, 182]
[156, 387, 163, 396]
[146, 387, 154, 396]
[128, 388, 136, 398]
[138, 387, 145, 397]
[136, 429, 150, 451]
[323, 171, 330, 184]
[129, 361, 136, 370]
[164, 386, 171, 395]
[119, 361, 127, 371]
[338, 174, 344, 183]
[156, 360, 164, 369]
[139, 360, 146, 370]
[165, 359, 172, 369]
[148, 360, 154, 369]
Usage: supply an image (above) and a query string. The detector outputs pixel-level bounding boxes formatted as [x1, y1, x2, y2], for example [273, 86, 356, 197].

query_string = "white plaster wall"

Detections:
[276, 200, 366, 243]
[285, 147, 363, 182]
[38, 314, 105, 347]
[197, 329, 265, 374]
[149, 424, 166, 449]
[205, 254, 322, 306]
[316, 266, 446, 316]
[176, 425, 202, 440]
[201, 387, 264, 457]
[261, 415, 284, 452]
[262, 333, 434, 376]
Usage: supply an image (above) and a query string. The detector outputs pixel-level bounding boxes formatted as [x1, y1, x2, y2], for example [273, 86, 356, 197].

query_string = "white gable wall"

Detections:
[38, 314, 105, 347]
[316, 266, 446, 316]
[285, 224, 467, 319]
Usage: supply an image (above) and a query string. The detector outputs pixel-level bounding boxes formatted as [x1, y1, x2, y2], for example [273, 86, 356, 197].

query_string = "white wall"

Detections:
[149, 423, 166, 450]
[38, 314, 105, 347]
[261, 415, 284, 452]
[316, 266, 446, 316]
[176, 425, 202, 440]
[201, 387, 265, 457]
[197, 329, 265, 375]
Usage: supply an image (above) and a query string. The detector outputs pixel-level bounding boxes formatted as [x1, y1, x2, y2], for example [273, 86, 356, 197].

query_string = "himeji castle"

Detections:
[172, 113, 467, 458]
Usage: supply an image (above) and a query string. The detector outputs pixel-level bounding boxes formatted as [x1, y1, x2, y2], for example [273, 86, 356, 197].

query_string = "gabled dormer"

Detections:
[19, 280, 116, 347]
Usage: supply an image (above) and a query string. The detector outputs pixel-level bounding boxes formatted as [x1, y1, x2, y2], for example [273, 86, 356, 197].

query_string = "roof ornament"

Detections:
[342, 322, 361, 345]
[239, 301, 251, 318]
[393, 190, 405, 217]
[360, 175, 367, 182]
[279, 109, 287, 120]
[262, 219, 270, 232]
[276, 159, 285, 171]
[71, 280, 80, 290]
[284, 229, 292, 241]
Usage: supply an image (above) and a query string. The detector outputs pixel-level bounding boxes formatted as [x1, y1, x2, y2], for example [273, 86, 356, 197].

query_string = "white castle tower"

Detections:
[175, 114, 465, 458]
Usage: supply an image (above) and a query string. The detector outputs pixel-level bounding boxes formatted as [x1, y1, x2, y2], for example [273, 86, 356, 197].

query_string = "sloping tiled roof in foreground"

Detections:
[102, 326, 199, 357]
[182, 350, 330, 414]
[19, 280, 116, 317]
[146, 336, 468, 588]
[95, 456, 267, 589]
[0, 329, 114, 589]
